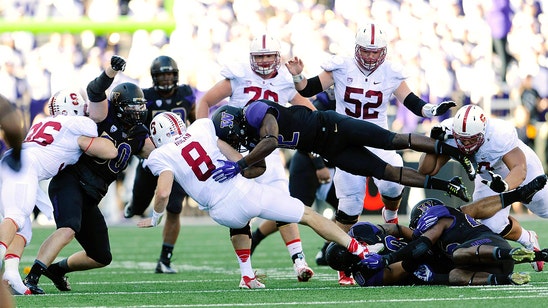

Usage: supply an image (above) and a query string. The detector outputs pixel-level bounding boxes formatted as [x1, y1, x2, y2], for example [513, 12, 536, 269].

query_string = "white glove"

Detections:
[422, 101, 456, 118]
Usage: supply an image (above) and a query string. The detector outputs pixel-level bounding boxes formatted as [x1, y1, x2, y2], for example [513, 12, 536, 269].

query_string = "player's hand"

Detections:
[285, 57, 304, 76]
[413, 214, 438, 237]
[432, 101, 456, 116]
[137, 210, 164, 227]
[316, 167, 331, 184]
[413, 264, 434, 283]
[358, 253, 388, 270]
[111, 55, 126, 72]
[127, 124, 148, 140]
[212, 159, 241, 183]
[481, 170, 509, 193]
[430, 125, 451, 141]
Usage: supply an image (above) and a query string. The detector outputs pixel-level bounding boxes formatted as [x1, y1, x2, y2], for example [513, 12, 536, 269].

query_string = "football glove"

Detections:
[111, 55, 126, 72]
[383, 235, 407, 253]
[422, 101, 456, 118]
[212, 160, 241, 183]
[358, 253, 388, 271]
[412, 213, 438, 237]
[430, 125, 451, 141]
[481, 170, 509, 193]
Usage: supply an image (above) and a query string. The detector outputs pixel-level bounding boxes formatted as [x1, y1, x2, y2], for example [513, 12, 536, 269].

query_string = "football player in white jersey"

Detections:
[138, 112, 381, 288]
[419, 104, 548, 272]
[196, 34, 317, 281]
[286, 23, 456, 285]
[0, 90, 117, 295]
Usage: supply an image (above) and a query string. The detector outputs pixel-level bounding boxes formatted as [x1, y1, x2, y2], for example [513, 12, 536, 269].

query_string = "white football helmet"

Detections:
[48, 89, 88, 116]
[452, 105, 487, 155]
[354, 23, 387, 72]
[150, 111, 187, 147]
[249, 34, 281, 76]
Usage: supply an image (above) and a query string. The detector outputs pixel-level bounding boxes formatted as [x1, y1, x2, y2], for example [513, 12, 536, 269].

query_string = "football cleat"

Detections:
[516, 175, 548, 204]
[446, 176, 470, 202]
[455, 154, 477, 181]
[509, 272, 530, 285]
[3, 271, 32, 295]
[123, 202, 135, 219]
[509, 247, 535, 262]
[526, 230, 544, 272]
[22, 274, 45, 295]
[338, 271, 355, 286]
[155, 260, 177, 274]
[239, 275, 265, 289]
[294, 257, 314, 282]
[315, 242, 329, 266]
[382, 207, 399, 224]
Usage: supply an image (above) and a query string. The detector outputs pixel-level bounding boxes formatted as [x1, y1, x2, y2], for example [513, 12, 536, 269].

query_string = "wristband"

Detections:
[292, 74, 305, 83]
[311, 155, 326, 170]
[237, 158, 248, 171]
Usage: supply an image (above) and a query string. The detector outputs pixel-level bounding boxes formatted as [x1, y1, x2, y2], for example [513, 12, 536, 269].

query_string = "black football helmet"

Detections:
[408, 198, 445, 230]
[325, 242, 361, 272]
[150, 56, 179, 93]
[211, 105, 249, 152]
[348, 222, 384, 245]
[109, 82, 148, 128]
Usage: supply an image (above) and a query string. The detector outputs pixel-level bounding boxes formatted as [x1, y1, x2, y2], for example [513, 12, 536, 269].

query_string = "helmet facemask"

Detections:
[452, 105, 487, 155]
[150, 56, 179, 93]
[249, 34, 281, 77]
[354, 23, 387, 73]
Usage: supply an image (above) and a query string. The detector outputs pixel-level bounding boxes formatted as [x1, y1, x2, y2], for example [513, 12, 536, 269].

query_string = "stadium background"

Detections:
[1, 0, 547, 220]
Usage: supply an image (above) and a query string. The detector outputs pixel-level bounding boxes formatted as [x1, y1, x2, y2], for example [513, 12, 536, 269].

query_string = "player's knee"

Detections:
[276, 221, 289, 228]
[3, 216, 24, 232]
[335, 210, 359, 226]
[229, 224, 251, 238]
[448, 268, 471, 286]
[89, 251, 112, 266]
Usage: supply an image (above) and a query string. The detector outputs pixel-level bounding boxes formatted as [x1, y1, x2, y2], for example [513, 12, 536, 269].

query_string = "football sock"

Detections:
[286, 239, 303, 262]
[235, 249, 254, 278]
[493, 247, 512, 260]
[488, 273, 510, 285]
[424, 176, 448, 190]
[160, 243, 174, 264]
[516, 228, 532, 247]
[28, 260, 49, 279]
[3, 254, 20, 272]
[250, 229, 265, 255]
[49, 258, 70, 276]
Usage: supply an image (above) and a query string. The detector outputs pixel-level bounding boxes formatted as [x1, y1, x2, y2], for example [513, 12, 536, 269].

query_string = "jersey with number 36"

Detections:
[22, 115, 98, 180]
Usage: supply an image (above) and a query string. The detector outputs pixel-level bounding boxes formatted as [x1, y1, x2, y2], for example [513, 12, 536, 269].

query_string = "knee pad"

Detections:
[335, 210, 359, 226]
[229, 223, 251, 238]
[276, 221, 289, 228]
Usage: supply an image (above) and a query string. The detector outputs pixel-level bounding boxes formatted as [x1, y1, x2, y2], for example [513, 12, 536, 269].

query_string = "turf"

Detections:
[12, 215, 548, 307]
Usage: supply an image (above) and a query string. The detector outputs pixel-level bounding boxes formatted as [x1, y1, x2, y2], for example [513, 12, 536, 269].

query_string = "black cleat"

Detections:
[45, 272, 71, 291]
[516, 174, 548, 204]
[124, 201, 135, 218]
[315, 242, 329, 266]
[536, 249, 548, 262]
[446, 176, 470, 202]
[457, 155, 477, 181]
[155, 260, 177, 274]
[23, 274, 45, 295]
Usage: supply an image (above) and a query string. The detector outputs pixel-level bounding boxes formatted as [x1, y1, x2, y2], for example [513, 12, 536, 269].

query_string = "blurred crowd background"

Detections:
[1, 0, 547, 221]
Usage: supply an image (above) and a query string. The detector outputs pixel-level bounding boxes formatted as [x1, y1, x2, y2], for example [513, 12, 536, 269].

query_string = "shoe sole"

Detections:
[511, 248, 536, 262]
[297, 268, 314, 282]
[510, 272, 531, 285]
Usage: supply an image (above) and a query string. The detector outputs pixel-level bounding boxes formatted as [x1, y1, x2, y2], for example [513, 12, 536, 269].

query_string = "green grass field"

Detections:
[12, 215, 548, 307]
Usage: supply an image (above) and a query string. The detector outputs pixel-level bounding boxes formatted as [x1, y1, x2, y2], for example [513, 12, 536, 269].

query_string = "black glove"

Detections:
[127, 124, 148, 140]
[481, 170, 509, 193]
[111, 55, 126, 72]
[432, 100, 456, 116]
[430, 125, 450, 141]
[2, 151, 21, 172]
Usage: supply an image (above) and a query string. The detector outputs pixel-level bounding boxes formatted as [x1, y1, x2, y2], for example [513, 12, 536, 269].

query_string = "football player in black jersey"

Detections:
[211, 99, 475, 202]
[358, 175, 548, 286]
[123, 55, 196, 274]
[23, 56, 155, 294]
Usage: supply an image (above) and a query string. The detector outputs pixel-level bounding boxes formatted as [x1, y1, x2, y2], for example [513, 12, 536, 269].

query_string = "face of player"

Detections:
[252, 54, 277, 68]
[357, 47, 383, 64]
[155, 72, 177, 87]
